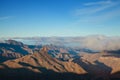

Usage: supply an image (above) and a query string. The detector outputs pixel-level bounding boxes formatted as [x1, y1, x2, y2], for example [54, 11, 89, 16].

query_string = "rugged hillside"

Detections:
[98, 55, 120, 74]
[0, 47, 87, 80]
[0, 40, 77, 63]
[47, 45, 78, 57]
[0, 40, 34, 63]
[0, 40, 120, 80]
[56, 53, 73, 61]
[73, 52, 120, 79]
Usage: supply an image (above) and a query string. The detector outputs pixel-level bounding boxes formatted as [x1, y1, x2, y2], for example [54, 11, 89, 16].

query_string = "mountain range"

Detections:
[0, 39, 120, 80]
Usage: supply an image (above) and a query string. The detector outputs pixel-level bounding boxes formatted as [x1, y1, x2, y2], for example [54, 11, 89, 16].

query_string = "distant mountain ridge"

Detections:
[9, 35, 120, 51]
[0, 40, 34, 63]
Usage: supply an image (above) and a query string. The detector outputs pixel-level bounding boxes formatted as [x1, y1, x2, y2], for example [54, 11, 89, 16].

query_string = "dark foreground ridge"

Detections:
[0, 67, 120, 80]
[0, 67, 90, 80]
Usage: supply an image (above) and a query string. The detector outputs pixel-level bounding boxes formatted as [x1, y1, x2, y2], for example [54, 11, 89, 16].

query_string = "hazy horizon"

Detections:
[0, 34, 120, 39]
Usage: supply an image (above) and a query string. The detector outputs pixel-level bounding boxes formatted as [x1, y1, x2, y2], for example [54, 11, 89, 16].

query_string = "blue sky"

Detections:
[0, 0, 120, 37]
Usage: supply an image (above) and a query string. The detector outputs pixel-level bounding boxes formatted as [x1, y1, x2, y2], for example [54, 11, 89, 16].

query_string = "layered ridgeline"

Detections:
[0, 40, 36, 63]
[0, 39, 120, 80]
[0, 47, 87, 80]
[0, 40, 76, 63]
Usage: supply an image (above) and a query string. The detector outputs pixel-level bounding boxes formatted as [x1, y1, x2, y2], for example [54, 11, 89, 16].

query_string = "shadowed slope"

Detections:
[0, 40, 34, 63]
[0, 47, 87, 80]
[73, 53, 120, 80]
[0, 67, 90, 80]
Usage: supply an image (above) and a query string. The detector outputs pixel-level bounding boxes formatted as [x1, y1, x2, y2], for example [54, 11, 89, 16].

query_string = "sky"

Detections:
[0, 0, 120, 37]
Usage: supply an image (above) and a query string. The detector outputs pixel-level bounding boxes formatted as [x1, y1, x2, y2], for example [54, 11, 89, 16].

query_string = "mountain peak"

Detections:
[40, 46, 48, 52]
[5, 40, 23, 46]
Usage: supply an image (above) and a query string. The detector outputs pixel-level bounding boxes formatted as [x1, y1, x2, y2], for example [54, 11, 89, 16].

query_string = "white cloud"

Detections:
[75, 0, 117, 16]
[75, 4, 115, 16]
[74, 0, 120, 25]
[0, 16, 13, 20]
[84, 0, 112, 6]
[13, 36, 120, 51]
[76, 8, 120, 25]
